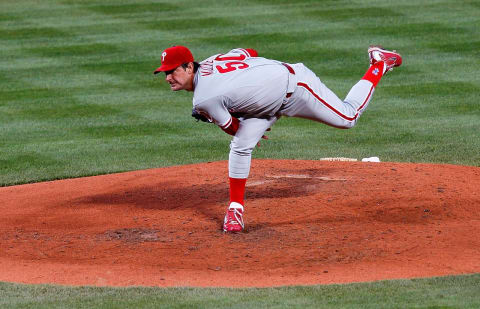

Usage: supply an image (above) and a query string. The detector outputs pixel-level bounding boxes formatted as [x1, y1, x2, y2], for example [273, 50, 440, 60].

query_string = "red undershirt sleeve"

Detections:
[220, 116, 239, 136]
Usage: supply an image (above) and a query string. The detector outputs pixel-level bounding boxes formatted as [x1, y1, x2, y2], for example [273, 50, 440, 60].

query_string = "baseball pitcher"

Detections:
[153, 45, 402, 232]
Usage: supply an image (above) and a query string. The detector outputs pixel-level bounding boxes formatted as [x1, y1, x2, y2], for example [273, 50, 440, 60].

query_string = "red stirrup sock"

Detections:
[362, 61, 385, 87]
[229, 177, 247, 206]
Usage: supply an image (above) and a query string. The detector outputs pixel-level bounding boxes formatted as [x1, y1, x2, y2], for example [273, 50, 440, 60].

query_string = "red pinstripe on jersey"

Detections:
[297, 82, 374, 122]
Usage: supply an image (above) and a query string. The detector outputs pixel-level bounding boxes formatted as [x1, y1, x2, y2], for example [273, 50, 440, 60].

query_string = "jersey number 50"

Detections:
[215, 54, 249, 74]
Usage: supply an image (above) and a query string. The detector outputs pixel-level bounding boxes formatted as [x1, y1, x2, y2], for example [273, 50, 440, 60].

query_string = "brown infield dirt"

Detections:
[1, 159, 479, 288]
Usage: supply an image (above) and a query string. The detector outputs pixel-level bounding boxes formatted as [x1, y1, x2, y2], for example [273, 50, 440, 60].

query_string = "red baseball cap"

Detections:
[153, 45, 194, 74]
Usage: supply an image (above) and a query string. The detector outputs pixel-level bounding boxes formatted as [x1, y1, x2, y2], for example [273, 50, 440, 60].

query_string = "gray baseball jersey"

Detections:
[193, 49, 297, 129]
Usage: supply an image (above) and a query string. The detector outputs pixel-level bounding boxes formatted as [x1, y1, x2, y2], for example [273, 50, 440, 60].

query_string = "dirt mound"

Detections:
[0, 160, 479, 287]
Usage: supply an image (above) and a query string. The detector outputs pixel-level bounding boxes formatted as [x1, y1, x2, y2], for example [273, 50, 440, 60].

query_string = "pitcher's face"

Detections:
[164, 63, 194, 91]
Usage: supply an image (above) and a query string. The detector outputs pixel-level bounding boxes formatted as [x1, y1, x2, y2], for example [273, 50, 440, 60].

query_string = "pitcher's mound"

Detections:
[1, 159, 479, 287]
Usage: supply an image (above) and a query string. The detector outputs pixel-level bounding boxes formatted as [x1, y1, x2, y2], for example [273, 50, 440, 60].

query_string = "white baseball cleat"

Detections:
[368, 45, 402, 73]
[223, 202, 244, 232]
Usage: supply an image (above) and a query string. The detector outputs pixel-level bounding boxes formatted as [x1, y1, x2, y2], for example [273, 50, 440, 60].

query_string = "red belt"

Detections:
[282, 63, 295, 98]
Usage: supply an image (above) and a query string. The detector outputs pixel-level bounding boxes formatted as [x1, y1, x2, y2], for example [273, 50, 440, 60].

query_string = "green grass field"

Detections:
[1, 0, 479, 307]
[2, 274, 480, 309]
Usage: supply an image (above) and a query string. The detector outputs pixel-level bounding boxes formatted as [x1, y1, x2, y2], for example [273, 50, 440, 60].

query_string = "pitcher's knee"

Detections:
[341, 120, 357, 129]
[327, 118, 358, 129]
[230, 139, 255, 156]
